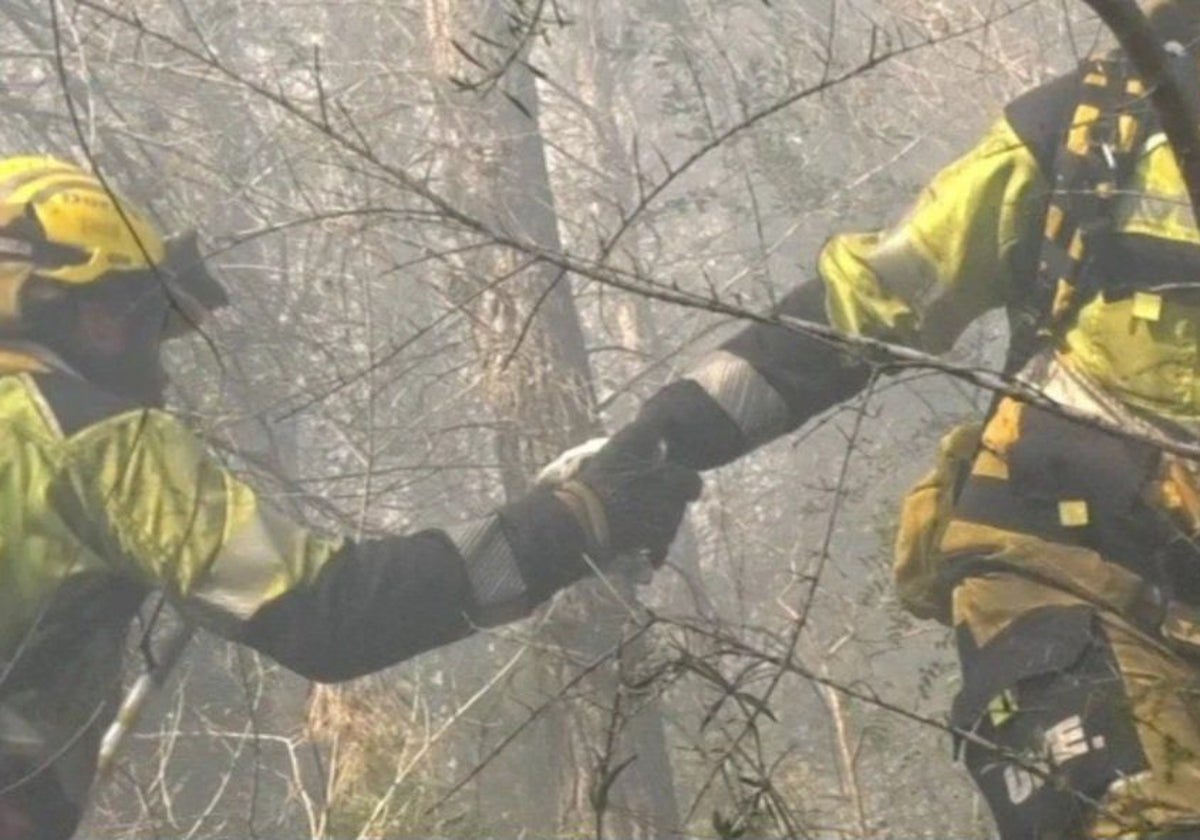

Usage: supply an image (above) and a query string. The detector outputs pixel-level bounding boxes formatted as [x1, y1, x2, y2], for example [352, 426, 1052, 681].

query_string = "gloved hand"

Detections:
[552, 423, 702, 565]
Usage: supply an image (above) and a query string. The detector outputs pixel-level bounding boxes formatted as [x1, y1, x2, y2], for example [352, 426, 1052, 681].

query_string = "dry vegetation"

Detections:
[0, 0, 1118, 837]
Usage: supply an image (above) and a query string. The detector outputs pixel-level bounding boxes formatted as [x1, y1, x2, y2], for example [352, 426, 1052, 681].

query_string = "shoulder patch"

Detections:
[29, 372, 144, 437]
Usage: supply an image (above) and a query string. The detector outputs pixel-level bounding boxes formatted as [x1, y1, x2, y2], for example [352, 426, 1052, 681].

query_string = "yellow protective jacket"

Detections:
[818, 96, 1200, 424]
[650, 69, 1200, 451]
[636, 60, 1200, 608]
[627, 50, 1200, 840]
[0, 354, 588, 828]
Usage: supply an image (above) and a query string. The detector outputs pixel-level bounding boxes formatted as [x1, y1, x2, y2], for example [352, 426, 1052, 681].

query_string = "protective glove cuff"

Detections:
[496, 487, 591, 603]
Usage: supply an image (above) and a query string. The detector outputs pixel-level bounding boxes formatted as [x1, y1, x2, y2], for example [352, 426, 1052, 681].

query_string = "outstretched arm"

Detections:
[636, 112, 1053, 469]
[51, 401, 698, 682]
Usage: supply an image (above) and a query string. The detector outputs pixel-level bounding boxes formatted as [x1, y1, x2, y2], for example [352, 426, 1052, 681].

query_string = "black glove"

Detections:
[558, 423, 703, 564]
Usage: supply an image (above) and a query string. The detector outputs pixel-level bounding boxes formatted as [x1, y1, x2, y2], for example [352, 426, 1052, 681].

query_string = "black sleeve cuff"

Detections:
[636, 281, 874, 470]
[240, 530, 475, 682]
[496, 487, 590, 604]
[637, 379, 750, 470]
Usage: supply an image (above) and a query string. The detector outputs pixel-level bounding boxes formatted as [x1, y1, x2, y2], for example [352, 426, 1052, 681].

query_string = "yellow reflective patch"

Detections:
[971, 448, 1009, 480]
[1068, 229, 1086, 261]
[1118, 115, 1138, 153]
[982, 397, 1024, 455]
[1058, 499, 1090, 528]
[1132, 292, 1163, 322]
[987, 689, 1018, 728]
[1083, 71, 1107, 87]
[1157, 458, 1200, 535]
[0, 264, 29, 326]
[1068, 105, 1100, 156]
[1163, 604, 1200, 648]
[1052, 278, 1075, 320]
[1044, 204, 1065, 240]
[1126, 78, 1145, 96]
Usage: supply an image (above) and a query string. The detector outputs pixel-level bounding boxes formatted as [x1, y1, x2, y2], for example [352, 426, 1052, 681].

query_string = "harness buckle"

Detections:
[1100, 142, 1117, 172]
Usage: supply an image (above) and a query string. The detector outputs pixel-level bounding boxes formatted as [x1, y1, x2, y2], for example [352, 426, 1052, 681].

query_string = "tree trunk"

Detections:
[423, 3, 681, 836]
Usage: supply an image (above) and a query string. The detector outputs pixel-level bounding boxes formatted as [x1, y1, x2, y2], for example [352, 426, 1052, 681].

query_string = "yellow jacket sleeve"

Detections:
[55, 408, 342, 636]
[48, 401, 591, 681]
[631, 116, 1053, 470]
[820, 117, 1048, 352]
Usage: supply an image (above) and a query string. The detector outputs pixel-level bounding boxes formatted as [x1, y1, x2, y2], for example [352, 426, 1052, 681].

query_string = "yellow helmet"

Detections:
[0, 156, 225, 337]
[0, 156, 165, 281]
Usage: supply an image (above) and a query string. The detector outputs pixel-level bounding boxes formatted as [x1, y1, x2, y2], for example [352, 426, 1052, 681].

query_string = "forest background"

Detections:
[0, 0, 1111, 836]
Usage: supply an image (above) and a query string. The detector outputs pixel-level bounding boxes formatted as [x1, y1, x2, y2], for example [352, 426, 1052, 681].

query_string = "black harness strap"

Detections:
[1005, 53, 1155, 375]
[943, 55, 1198, 622]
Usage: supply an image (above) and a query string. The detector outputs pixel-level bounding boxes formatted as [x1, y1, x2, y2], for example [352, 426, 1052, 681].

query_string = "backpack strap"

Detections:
[1005, 67, 1085, 177]
[1005, 53, 1155, 375]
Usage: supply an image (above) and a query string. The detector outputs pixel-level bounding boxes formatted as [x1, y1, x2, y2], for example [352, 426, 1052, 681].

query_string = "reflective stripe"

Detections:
[0, 161, 77, 201]
[0, 704, 43, 758]
[187, 505, 307, 630]
[685, 350, 792, 447]
[446, 516, 526, 623]
[864, 231, 942, 310]
[9, 174, 113, 207]
[0, 236, 31, 259]
[1024, 351, 1185, 444]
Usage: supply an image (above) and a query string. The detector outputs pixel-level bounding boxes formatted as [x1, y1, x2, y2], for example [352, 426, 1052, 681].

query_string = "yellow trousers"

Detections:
[947, 523, 1200, 838]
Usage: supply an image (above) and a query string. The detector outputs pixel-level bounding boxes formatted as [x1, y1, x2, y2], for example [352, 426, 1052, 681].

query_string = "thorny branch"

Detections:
[684, 372, 882, 826]
[16, 0, 1200, 836]
[68, 0, 1200, 472]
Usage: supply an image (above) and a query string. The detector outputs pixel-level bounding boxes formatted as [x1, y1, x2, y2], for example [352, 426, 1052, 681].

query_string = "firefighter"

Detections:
[0, 156, 702, 839]
[596, 2, 1200, 836]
